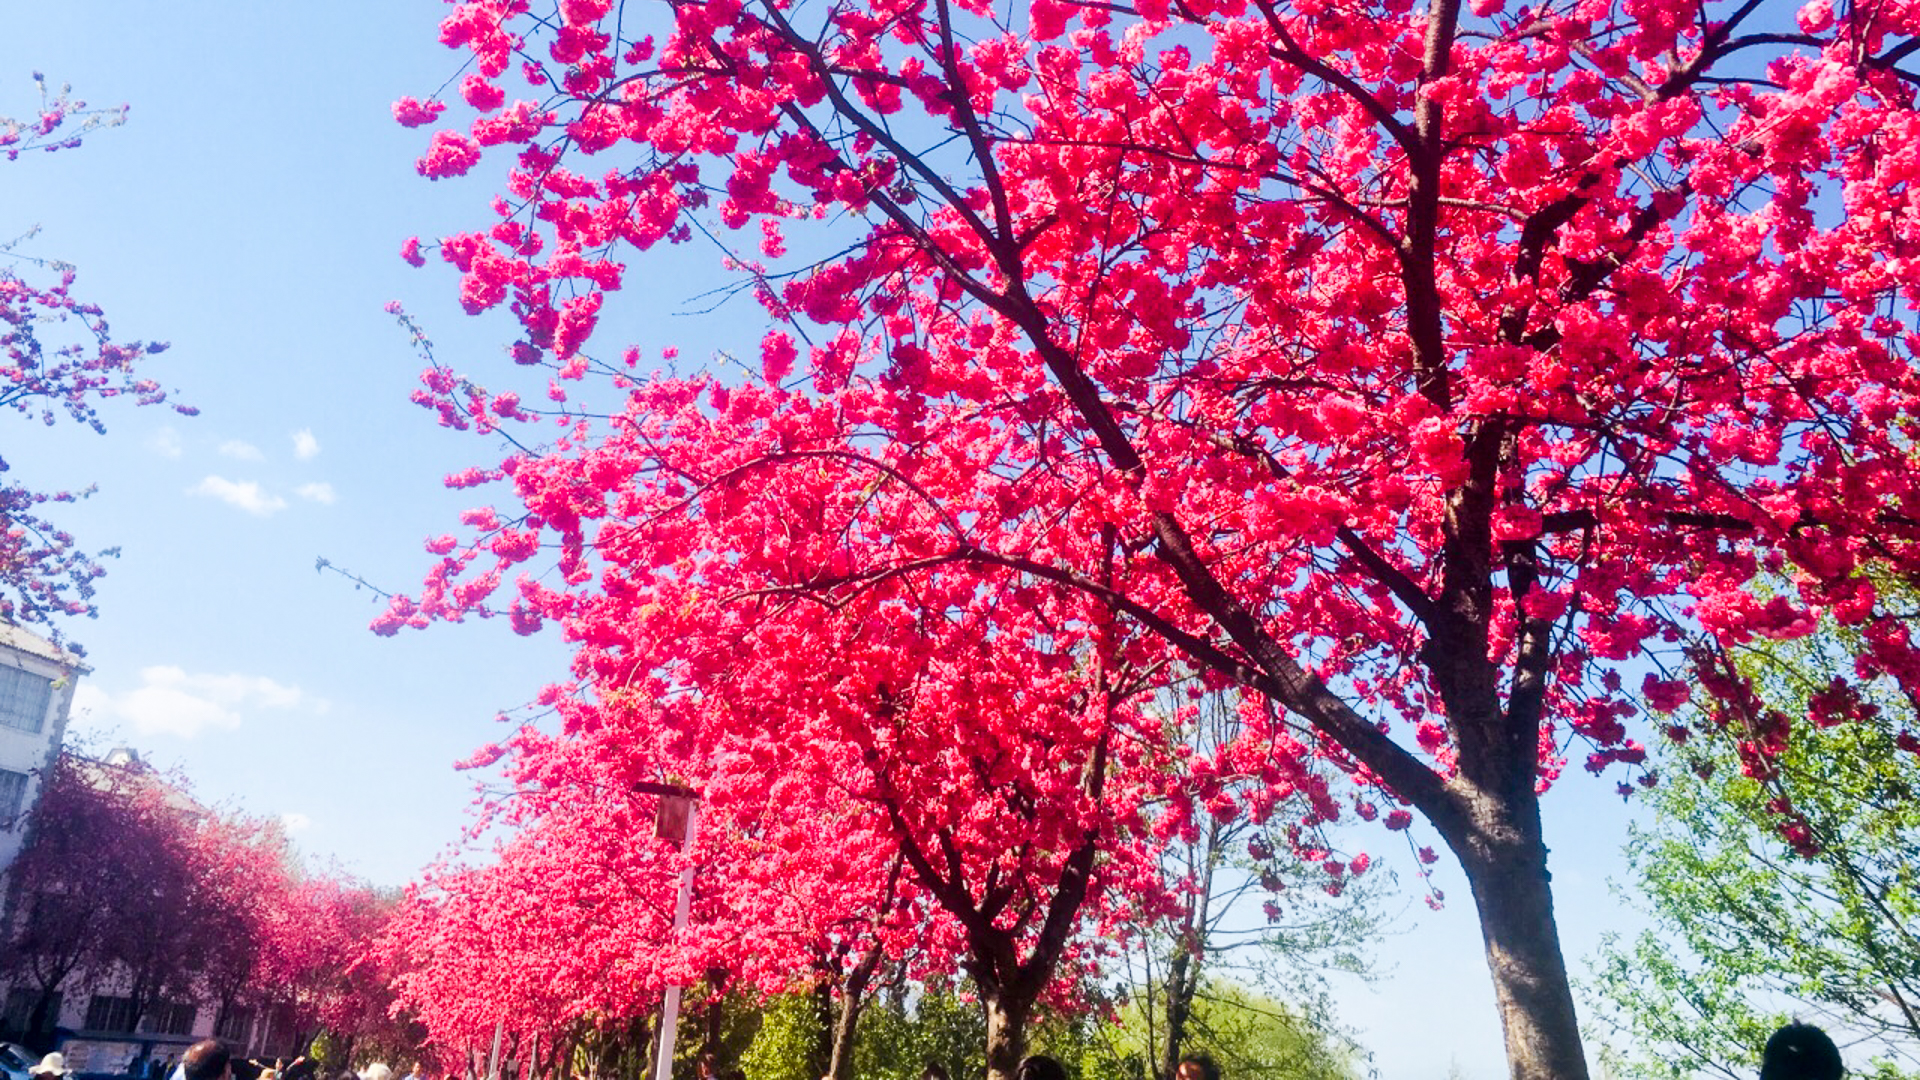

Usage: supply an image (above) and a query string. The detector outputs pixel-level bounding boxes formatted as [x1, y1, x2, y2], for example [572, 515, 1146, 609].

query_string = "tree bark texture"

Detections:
[983, 995, 1032, 1080]
[1434, 782, 1589, 1080]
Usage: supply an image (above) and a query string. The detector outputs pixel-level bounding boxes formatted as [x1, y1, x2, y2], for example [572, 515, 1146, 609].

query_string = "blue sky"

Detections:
[2, 1, 577, 884]
[1, 4, 1654, 1078]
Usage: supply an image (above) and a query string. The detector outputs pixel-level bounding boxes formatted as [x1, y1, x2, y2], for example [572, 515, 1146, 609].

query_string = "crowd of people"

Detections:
[11, 1044, 426, 1080]
[0, 1020, 1856, 1080]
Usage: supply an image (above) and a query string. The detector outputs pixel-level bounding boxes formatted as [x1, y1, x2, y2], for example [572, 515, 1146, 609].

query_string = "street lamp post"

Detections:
[637, 781, 701, 1080]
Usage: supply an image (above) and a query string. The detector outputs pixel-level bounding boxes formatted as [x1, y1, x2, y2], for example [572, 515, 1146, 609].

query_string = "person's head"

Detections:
[183, 1041, 234, 1080]
[696, 1057, 718, 1080]
[1761, 1023, 1844, 1080]
[359, 1064, 393, 1080]
[1015, 1057, 1066, 1080]
[1176, 1055, 1219, 1080]
[29, 1053, 71, 1080]
[920, 1064, 950, 1080]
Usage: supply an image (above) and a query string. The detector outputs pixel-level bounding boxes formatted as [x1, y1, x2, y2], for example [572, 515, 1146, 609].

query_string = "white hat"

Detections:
[30, 1055, 70, 1078]
[360, 1065, 393, 1080]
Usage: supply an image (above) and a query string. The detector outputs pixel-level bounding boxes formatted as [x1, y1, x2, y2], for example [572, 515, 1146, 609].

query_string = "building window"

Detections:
[85, 995, 138, 1033]
[0, 667, 51, 734]
[141, 1000, 197, 1036]
[3, 987, 60, 1033]
[0, 770, 27, 825]
[214, 1007, 252, 1043]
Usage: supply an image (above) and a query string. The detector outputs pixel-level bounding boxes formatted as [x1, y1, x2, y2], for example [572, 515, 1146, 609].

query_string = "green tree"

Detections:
[1591, 605, 1920, 1080]
[1091, 979, 1358, 1080]
[739, 993, 820, 1080]
[743, 974, 1357, 1080]
[853, 987, 988, 1080]
[743, 984, 985, 1080]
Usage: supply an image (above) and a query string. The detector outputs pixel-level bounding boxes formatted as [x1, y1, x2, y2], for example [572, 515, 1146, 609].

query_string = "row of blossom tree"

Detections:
[373, 0, 1920, 1073]
[378, 680, 1381, 1080]
[0, 750, 410, 1063]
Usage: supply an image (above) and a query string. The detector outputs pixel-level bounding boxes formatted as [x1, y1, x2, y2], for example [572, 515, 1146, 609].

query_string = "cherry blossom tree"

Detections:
[1, 74, 192, 643]
[0, 752, 174, 1041]
[387, 656, 1161, 1079]
[394, 0, 1920, 1076]
[385, 498, 1368, 1077]
[190, 815, 381, 1053]
[385, 805, 683, 1057]
[2, 751, 386, 1055]
[0, 751, 216, 1037]
[305, 885, 419, 1067]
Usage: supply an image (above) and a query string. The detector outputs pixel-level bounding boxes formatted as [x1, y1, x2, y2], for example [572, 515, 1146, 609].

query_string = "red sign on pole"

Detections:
[654, 794, 693, 844]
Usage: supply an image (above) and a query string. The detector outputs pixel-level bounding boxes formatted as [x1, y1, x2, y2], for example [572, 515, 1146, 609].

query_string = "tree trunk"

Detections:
[642, 1008, 663, 1080]
[823, 992, 861, 1080]
[983, 994, 1032, 1080]
[825, 944, 885, 1080]
[1157, 947, 1194, 1080]
[1441, 786, 1589, 1080]
[26, 988, 59, 1047]
[702, 969, 727, 1063]
[812, 980, 836, 1080]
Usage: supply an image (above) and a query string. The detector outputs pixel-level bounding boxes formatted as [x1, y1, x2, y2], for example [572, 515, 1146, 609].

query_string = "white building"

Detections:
[0, 623, 83, 873]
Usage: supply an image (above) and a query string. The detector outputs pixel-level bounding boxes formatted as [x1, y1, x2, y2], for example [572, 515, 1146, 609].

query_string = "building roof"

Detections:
[0, 621, 91, 673]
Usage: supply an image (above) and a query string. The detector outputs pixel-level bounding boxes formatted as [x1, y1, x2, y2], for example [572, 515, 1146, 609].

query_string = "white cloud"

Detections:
[292, 429, 320, 460]
[295, 482, 336, 505]
[189, 476, 287, 516]
[74, 666, 321, 739]
[149, 427, 184, 459]
[280, 812, 313, 834]
[218, 439, 264, 461]
[70, 683, 110, 724]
